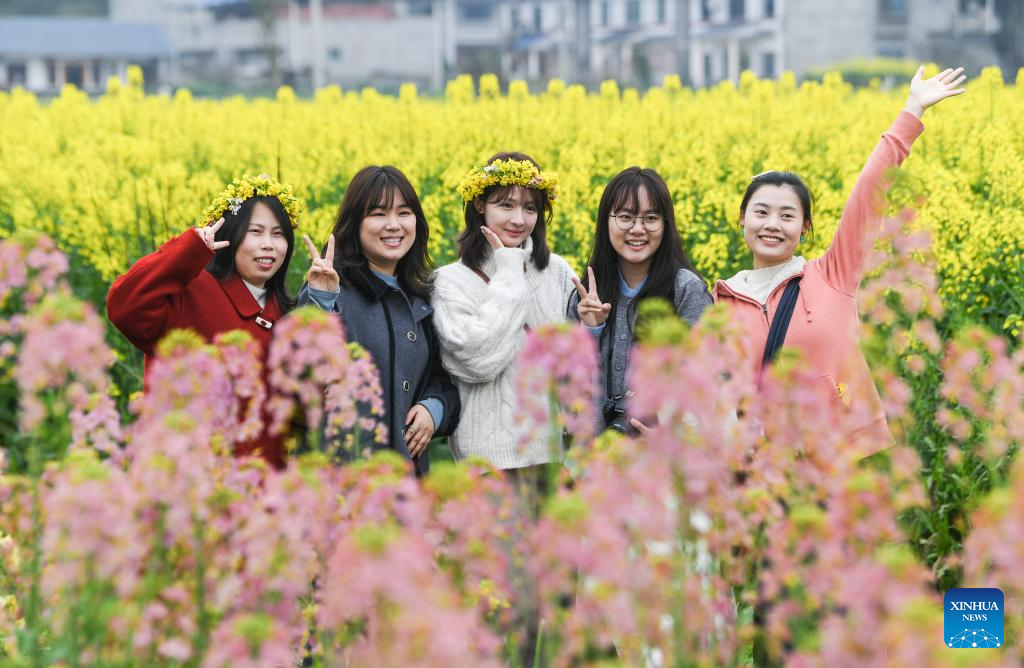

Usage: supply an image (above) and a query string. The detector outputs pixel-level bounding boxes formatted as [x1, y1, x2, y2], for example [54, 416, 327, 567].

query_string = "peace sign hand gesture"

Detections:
[303, 234, 340, 292]
[904, 65, 967, 118]
[571, 266, 612, 328]
[196, 218, 231, 251]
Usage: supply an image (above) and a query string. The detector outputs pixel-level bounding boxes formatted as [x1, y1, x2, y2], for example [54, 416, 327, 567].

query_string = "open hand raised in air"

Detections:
[903, 66, 967, 118]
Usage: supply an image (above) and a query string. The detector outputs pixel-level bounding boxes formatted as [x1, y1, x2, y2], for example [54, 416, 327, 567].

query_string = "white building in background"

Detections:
[0, 17, 172, 93]
[689, 0, 1001, 87]
[8, 0, 1000, 95]
[441, 0, 690, 89]
[109, 0, 441, 91]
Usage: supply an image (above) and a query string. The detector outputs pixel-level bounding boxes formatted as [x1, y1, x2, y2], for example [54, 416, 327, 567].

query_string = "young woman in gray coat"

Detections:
[569, 167, 712, 435]
[298, 166, 460, 475]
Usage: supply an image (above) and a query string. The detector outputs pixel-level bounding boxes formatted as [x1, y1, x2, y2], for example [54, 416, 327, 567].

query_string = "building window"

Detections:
[701, 0, 712, 21]
[407, 0, 432, 15]
[657, 0, 668, 23]
[879, 0, 907, 18]
[626, 0, 640, 25]
[534, 5, 542, 30]
[730, 0, 746, 20]
[7, 62, 27, 86]
[65, 63, 84, 88]
[600, 0, 609, 26]
[765, 0, 775, 18]
[762, 51, 775, 78]
[704, 52, 713, 83]
[328, 48, 342, 62]
[458, 1, 494, 22]
[510, 7, 520, 28]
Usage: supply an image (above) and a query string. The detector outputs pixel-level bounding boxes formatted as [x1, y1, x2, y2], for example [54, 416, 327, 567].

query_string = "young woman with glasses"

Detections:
[569, 167, 712, 435]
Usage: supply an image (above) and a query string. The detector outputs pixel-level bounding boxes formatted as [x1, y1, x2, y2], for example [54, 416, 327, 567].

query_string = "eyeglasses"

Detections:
[611, 212, 664, 231]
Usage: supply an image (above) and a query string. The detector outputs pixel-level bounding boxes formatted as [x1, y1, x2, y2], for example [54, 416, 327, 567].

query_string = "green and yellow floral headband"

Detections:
[199, 173, 304, 228]
[457, 158, 559, 203]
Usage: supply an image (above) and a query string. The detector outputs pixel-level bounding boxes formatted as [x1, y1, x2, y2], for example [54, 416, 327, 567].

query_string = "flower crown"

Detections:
[199, 174, 304, 228]
[457, 159, 559, 203]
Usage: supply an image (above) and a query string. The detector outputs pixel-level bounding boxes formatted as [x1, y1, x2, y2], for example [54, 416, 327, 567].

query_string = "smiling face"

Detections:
[741, 184, 811, 269]
[608, 185, 665, 275]
[481, 185, 539, 247]
[358, 190, 417, 275]
[233, 201, 289, 289]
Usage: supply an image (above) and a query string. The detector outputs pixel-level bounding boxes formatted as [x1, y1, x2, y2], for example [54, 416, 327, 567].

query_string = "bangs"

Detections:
[363, 176, 398, 214]
[486, 184, 547, 209]
[607, 172, 672, 217]
[607, 173, 646, 213]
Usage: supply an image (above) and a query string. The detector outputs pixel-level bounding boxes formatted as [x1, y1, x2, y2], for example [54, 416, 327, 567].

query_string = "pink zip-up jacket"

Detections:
[712, 111, 925, 457]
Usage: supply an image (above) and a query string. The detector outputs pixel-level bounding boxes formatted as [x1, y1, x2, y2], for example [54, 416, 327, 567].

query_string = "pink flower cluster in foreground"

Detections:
[0, 228, 1021, 667]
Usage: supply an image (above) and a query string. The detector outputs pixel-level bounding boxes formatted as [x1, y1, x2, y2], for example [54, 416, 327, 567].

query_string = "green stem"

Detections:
[188, 518, 210, 667]
[25, 436, 44, 667]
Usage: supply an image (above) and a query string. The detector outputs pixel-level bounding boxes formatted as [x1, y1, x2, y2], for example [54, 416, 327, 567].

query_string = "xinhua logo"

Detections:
[944, 587, 1004, 649]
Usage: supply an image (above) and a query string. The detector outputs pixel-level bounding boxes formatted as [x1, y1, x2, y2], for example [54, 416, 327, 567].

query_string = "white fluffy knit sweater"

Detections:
[431, 245, 577, 469]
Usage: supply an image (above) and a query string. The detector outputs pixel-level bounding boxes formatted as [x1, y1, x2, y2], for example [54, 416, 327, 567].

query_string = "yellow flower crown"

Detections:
[457, 159, 559, 203]
[198, 174, 304, 228]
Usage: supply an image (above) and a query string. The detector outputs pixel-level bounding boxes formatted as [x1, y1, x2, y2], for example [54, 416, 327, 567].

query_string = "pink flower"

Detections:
[515, 323, 599, 453]
[266, 307, 387, 454]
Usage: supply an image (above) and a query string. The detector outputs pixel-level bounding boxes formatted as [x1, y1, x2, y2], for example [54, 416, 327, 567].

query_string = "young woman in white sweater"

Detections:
[431, 152, 577, 473]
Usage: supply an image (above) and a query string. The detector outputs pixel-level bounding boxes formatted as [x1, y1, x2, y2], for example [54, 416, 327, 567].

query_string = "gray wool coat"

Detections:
[567, 267, 712, 433]
[298, 265, 460, 475]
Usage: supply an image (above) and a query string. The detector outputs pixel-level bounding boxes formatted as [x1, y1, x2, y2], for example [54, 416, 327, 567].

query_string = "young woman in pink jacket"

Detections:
[712, 66, 966, 457]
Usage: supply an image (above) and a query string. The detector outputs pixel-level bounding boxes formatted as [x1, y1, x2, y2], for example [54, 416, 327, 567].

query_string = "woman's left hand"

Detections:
[904, 66, 966, 118]
[404, 403, 436, 457]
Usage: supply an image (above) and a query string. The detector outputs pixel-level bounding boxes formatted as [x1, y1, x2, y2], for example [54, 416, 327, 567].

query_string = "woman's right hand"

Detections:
[572, 266, 612, 328]
[195, 218, 230, 251]
[303, 234, 340, 292]
[480, 225, 504, 251]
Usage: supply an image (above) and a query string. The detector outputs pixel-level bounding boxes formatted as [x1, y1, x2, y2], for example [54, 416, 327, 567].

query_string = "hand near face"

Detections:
[404, 403, 436, 457]
[196, 218, 231, 251]
[572, 266, 612, 327]
[303, 234, 340, 292]
[479, 225, 505, 251]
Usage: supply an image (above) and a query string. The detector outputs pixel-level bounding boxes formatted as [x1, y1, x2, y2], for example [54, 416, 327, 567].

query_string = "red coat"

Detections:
[107, 229, 287, 468]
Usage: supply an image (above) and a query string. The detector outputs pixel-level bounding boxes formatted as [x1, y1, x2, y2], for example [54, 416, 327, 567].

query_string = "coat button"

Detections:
[615, 364, 623, 371]
[620, 333, 627, 340]
[407, 331, 417, 342]
[402, 380, 410, 391]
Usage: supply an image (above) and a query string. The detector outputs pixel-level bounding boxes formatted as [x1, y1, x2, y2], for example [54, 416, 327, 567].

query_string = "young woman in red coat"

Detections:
[107, 175, 300, 467]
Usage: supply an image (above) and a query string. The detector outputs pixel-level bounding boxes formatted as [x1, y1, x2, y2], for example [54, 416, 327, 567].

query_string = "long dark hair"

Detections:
[582, 167, 700, 323]
[206, 195, 296, 312]
[328, 165, 432, 299]
[456, 151, 552, 274]
[739, 170, 815, 238]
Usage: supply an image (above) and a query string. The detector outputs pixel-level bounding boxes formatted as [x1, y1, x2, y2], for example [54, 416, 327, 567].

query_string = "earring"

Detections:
[799, 234, 806, 243]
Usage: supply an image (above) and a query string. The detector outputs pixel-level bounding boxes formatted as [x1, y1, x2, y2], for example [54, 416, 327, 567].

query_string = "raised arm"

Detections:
[819, 66, 965, 294]
[106, 224, 222, 354]
[431, 248, 530, 384]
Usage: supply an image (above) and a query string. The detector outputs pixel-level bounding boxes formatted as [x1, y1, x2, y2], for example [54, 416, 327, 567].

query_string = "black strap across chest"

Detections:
[761, 277, 802, 368]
